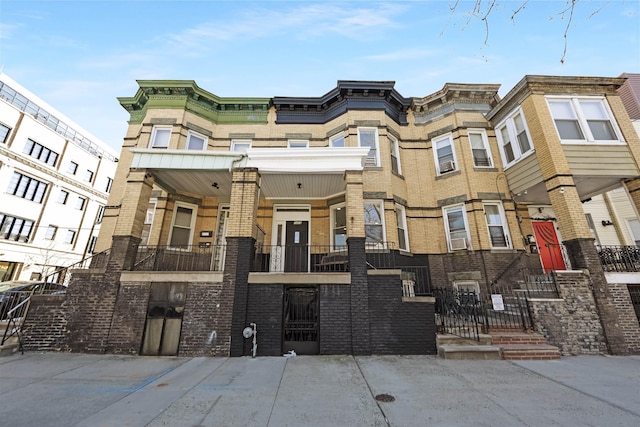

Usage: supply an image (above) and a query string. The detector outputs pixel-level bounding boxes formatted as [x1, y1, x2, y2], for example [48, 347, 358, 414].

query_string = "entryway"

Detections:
[271, 205, 310, 272]
[283, 286, 319, 355]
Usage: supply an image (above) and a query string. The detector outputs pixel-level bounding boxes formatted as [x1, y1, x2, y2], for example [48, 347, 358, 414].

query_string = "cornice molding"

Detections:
[118, 80, 270, 125]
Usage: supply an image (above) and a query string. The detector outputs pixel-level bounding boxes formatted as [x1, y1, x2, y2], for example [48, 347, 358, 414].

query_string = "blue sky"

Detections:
[1, 0, 638, 151]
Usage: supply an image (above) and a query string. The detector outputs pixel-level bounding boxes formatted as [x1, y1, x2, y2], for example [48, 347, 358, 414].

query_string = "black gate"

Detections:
[434, 287, 482, 341]
[141, 283, 185, 356]
[283, 287, 319, 355]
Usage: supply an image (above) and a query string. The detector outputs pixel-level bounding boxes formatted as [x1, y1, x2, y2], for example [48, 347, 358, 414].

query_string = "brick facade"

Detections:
[21, 295, 68, 352]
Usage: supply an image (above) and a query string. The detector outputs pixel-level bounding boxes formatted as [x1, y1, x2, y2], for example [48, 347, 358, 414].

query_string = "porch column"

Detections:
[226, 167, 260, 357]
[623, 178, 640, 226]
[109, 169, 155, 271]
[345, 170, 371, 355]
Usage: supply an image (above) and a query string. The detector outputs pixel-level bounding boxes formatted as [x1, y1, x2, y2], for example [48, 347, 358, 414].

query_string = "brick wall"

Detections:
[608, 283, 640, 354]
[245, 284, 284, 356]
[528, 271, 607, 355]
[180, 282, 227, 356]
[226, 237, 255, 357]
[368, 273, 436, 355]
[319, 284, 352, 354]
[21, 295, 68, 352]
[106, 282, 150, 354]
[348, 237, 371, 355]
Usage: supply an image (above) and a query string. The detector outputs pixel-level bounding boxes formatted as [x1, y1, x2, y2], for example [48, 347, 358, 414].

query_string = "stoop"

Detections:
[437, 334, 501, 360]
[0, 337, 20, 357]
[436, 332, 562, 360]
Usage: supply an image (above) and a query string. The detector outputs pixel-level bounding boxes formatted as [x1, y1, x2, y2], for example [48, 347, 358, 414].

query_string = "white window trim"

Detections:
[364, 200, 386, 246]
[443, 204, 471, 252]
[546, 95, 625, 144]
[149, 126, 172, 149]
[432, 133, 458, 175]
[186, 130, 208, 151]
[468, 129, 493, 168]
[395, 203, 410, 252]
[390, 135, 402, 175]
[168, 202, 197, 248]
[64, 229, 76, 244]
[330, 202, 347, 250]
[358, 127, 380, 167]
[231, 139, 252, 153]
[483, 202, 512, 249]
[329, 132, 345, 148]
[495, 108, 535, 169]
[288, 139, 309, 148]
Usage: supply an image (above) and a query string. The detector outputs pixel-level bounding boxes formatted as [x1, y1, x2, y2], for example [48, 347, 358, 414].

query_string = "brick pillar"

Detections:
[563, 238, 631, 355]
[345, 170, 370, 355]
[226, 167, 260, 356]
[109, 169, 155, 270]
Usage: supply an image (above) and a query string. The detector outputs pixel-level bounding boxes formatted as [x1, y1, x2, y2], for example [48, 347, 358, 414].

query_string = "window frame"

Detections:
[432, 133, 458, 175]
[68, 161, 78, 175]
[58, 189, 69, 204]
[468, 129, 493, 168]
[443, 204, 471, 252]
[23, 138, 59, 166]
[0, 123, 11, 143]
[395, 203, 409, 252]
[330, 202, 347, 250]
[45, 225, 58, 240]
[64, 229, 76, 244]
[358, 127, 380, 167]
[76, 196, 86, 211]
[364, 200, 386, 246]
[389, 135, 401, 175]
[231, 140, 251, 153]
[546, 96, 623, 144]
[495, 108, 534, 168]
[105, 177, 113, 193]
[329, 132, 345, 148]
[483, 202, 512, 249]
[168, 202, 197, 248]
[84, 169, 94, 183]
[186, 130, 207, 151]
[6, 172, 48, 203]
[0, 213, 34, 242]
[149, 126, 172, 149]
[288, 139, 309, 148]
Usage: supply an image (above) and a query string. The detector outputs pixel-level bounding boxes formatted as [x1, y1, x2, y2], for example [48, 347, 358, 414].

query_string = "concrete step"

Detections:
[499, 344, 562, 360]
[0, 337, 20, 357]
[438, 344, 502, 360]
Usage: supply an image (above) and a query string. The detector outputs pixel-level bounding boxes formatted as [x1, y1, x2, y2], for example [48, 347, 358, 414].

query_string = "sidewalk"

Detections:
[0, 353, 638, 426]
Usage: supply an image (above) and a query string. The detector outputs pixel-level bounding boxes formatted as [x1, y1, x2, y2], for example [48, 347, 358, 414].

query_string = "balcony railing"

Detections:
[597, 245, 640, 272]
[134, 245, 226, 272]
[252, 245, 350, 273]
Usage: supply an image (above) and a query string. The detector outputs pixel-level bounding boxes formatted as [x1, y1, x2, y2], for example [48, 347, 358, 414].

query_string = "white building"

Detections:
[0, 74, 118, 282]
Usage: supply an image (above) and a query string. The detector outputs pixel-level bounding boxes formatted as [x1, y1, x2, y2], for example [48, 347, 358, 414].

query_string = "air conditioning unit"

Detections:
[450, 237, 467, 251]
[439, 160, 455, 173]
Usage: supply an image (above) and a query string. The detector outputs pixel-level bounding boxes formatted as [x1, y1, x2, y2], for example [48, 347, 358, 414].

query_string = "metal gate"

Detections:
[283, 287, 319, 355]
[434, 287, 482, 341]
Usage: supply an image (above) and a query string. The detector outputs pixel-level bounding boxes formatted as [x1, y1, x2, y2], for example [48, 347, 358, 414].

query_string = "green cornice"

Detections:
[118, 80, 270, 125]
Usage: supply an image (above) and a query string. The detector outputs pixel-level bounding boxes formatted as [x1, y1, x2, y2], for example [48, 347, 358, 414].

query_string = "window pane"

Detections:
[579, 101, 607, 119]
[484, 205, 501, 225]
[588, 120, 615, 140]
[359, 129, 377, 165]
[513, 114, 531, 152]
[364, 202, 383, 244]
[174, 207, 193, 227]
[0, 124, 10, 143]
[549, 101, 577, 119]
[152, 128, 171, 148]
[447, 209, 466, 240]
[330, 134, 344, 147]
[170, 227, 190, 246]
[187, 134, 205, 150]
[436, 138, 453, 163]
[489, 226, 507, 247]
[500, 127, 515, 163]
[555, 120, 584, 139]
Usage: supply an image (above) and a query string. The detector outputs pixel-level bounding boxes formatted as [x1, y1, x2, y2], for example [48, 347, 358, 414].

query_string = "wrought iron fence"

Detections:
[519, 268, 560, 298]
[434, 287, 482, 341]
[365, 242, 396, 269]
[597, 245, 640, 272]
[134, 245, 225, 271]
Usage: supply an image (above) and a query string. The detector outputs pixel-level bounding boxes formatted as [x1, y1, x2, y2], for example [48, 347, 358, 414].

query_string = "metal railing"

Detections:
[519, 268, 560, 298]
[434, 287, 482, 341]
[399, 266, 432, 297]
[252, 245, 350, 273]
[597, 245, 640, 272]
[134, 245, 225, 272]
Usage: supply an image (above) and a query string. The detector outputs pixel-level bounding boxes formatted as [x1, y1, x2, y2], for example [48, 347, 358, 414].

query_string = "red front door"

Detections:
[532, 221, 566, 272]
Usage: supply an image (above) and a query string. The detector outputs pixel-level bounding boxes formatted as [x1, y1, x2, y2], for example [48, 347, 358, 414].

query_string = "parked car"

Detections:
[0, 281, 66, 320]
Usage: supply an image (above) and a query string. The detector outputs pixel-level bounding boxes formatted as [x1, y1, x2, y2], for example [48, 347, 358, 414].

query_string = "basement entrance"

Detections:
[141, 283, 185, 356]
[283, 287, 319, 355]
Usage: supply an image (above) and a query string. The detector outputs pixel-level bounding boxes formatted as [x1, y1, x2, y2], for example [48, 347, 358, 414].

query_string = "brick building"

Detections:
[23, 75, 640, 357]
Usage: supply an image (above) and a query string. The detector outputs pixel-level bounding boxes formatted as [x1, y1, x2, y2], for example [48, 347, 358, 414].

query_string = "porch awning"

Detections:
[129, 147, 369, 198]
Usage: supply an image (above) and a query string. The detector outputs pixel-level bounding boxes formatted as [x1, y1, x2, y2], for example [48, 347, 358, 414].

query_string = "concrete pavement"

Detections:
[0, 352, 638, 426]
